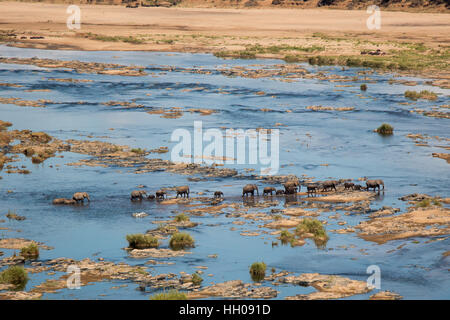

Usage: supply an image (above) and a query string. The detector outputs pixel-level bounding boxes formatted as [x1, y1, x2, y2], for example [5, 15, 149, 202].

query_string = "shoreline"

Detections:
[0, 2, 449, 82]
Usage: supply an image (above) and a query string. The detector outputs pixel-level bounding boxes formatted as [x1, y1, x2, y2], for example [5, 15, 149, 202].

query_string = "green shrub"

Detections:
[280, 230, 294, 244]
[296, 218, 328, 239]
[131, 148, 145, 154]
[0, 266, 29, 290]
[249, 262, 266, 282]
[20, 243, 39, 260]
[126, 234, 159, 249]
[405, 90, 438, 101]
[174, 213, 189, 222]
[376, 123, 394, 135]
[191, 273, 203, 286]
[416, 198, 442, 208]
[150, 289, 187, 300]
[169, 232, 194, 250]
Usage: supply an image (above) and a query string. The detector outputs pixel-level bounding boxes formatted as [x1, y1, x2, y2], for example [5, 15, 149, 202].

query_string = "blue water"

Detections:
[0, 45, 449, 299]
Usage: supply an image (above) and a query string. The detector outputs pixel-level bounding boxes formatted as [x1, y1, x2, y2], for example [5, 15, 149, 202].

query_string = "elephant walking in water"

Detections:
[73, 192, 90, 203]
[156, 190, 166, 199]
[214, 191, 223, 198]
[130, 190, 147, 200]
[263, 187, 276, 196]
[321, 180, 337, 192]
[366, 179, 384, 191]
[284, 180, 300, 193]
[176, 186, 190, 198]
[243, 184, 259, 197]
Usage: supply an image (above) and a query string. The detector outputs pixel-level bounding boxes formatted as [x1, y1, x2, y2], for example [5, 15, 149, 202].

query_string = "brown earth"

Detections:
[0, 2, 449, 79]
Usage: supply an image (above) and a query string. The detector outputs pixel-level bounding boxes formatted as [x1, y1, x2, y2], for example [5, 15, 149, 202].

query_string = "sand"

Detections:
[0, 2, 448, 51]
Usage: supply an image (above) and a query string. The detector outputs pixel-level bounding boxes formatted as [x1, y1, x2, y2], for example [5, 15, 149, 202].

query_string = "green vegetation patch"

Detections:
[169, 232, 195, 250]
[126, 234, 159, 249]
[150, 289, 187, 300]
[0, 266, 29, 290]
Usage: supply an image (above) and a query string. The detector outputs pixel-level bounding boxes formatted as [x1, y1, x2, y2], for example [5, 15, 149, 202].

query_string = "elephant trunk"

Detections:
[256, 187, 259, 195]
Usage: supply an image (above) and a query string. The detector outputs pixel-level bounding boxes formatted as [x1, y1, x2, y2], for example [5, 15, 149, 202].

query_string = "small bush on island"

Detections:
[279, 230, 294, 244]
[296, 218, 328, 240]
[169, 232, 195, 250]
[249, 262, 267, 282]
[174, 213, 189, 222]
[20, 243, 39, 260]
[150, 289, 187, 300]
[191, 273, 203, 286]
[0, 266, 29, 290]
[405, 90, 437, 101]
[376, 123, 394, 135]
[416, 198, 442, 208]
[126, 234, 159, 249]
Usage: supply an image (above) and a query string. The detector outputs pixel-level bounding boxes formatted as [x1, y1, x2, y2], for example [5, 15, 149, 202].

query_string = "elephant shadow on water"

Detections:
[373, 191, 385, 201]
[242, 196, 260, 207]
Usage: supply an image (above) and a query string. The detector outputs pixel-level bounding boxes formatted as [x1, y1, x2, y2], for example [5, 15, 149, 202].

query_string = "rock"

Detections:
[52, 198, 76, 205]
[283, 273, 372, 300]
[128, 248, 191, 259]
[132, 212, 148, 218]
[357, 207, 450, 244]
[187, 280, 278, 299]
[370, 291, 403, 300]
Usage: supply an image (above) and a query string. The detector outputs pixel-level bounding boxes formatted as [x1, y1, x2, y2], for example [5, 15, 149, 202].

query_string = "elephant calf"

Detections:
[263, 187, 276, 196]
[214, 191, 224, 198]
[73, 192, 90, 203]
[353, 184, 363, 191]
[130, 190, 147, 200]
[276, 189, 285, 195]
[176, 186, 190, 198]
[306, 184, 319, 195]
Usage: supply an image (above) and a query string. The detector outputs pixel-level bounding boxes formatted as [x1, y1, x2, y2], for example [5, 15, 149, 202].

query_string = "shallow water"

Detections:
[0, 45, 449, 299]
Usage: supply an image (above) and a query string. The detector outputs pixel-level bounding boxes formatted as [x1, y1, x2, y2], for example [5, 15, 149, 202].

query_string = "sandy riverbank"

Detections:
[0, 2, 449, 79]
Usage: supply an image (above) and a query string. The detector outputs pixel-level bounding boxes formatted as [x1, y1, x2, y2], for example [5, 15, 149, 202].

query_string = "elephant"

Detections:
[147, 194, 156, 200]
[155, 190, 166, 199]
[242, 184, 259, 197]
[263, 187, 276, 196]
[353, 184, 363, 191]
[344, 182, 354, 190]
[276, 189, 285, 195]
[214, 191, 224, 198]
[73, 192, 90, 203]
[306, 184, 319, 195]
[284, 180, 300, 193]
[176, 186, 190, 198]
[321, 180, 337, 192]
[375, 179, 385, 190]
[366, 179, 384, 191]
[284, 186, 297, 195]
[130, 190, 147, 200]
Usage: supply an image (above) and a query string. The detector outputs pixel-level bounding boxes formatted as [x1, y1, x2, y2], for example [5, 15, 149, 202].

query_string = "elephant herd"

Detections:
[243, 178, 385, 197]
[62, 179, 384, 204]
